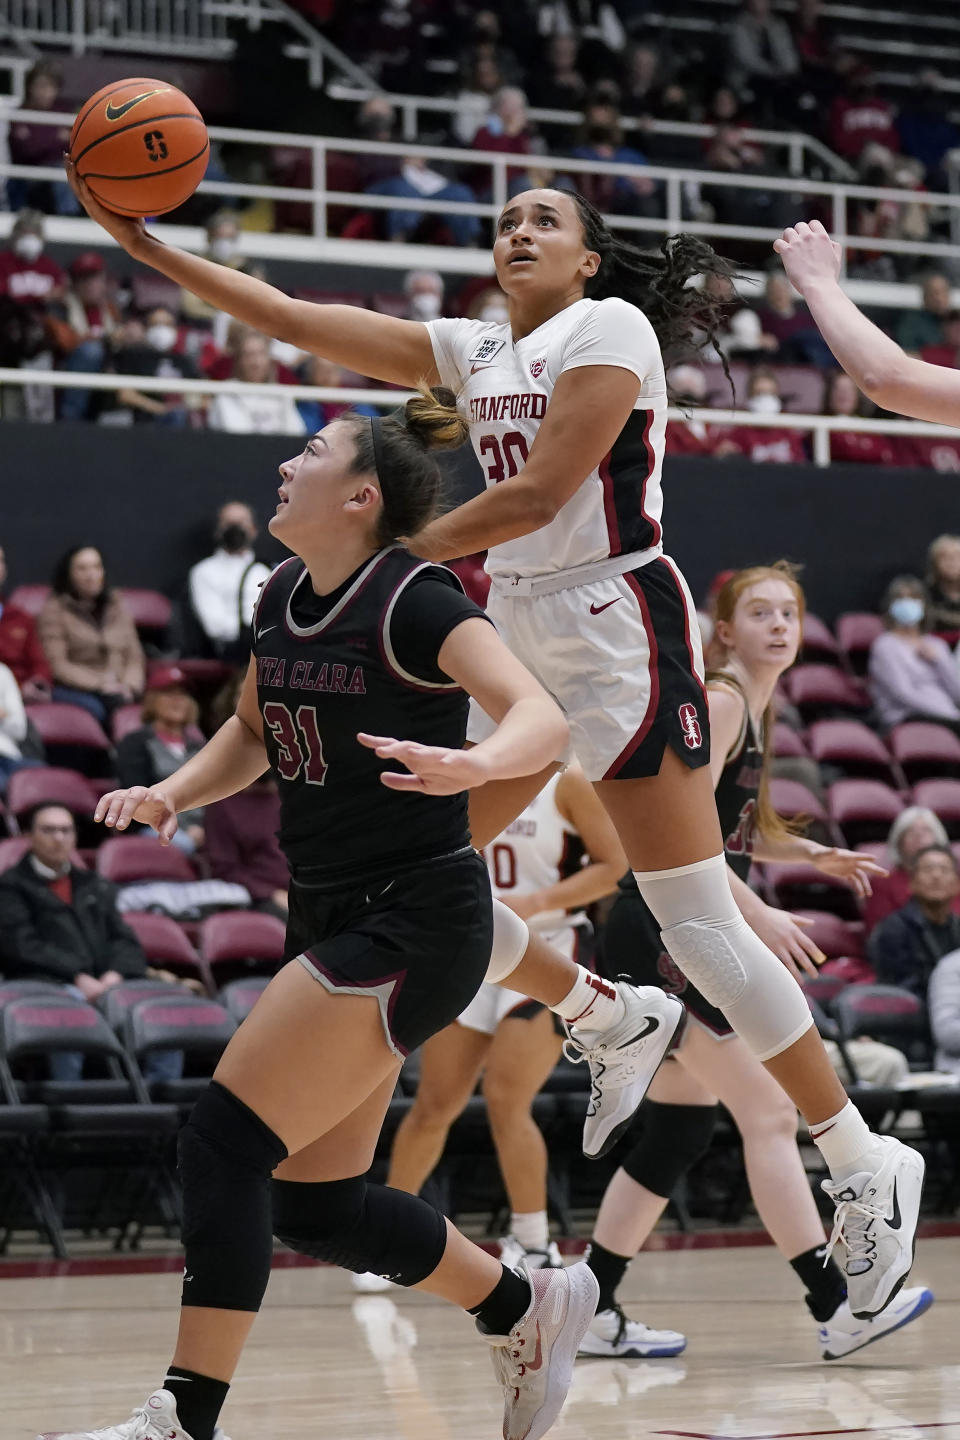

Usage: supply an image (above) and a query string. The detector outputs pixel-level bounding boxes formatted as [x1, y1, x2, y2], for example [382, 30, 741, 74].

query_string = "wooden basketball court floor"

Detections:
[3, 1237, 958, 1440]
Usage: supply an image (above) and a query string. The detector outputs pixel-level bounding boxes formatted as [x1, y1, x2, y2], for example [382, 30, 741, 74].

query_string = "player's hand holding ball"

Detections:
[773, 219, 843, 296]
[65, 77, 209, 253]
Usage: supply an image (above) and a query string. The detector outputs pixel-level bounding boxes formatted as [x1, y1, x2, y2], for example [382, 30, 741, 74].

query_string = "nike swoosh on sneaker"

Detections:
[887, 1177, 902, 1230]
[105, 88, 169, 121]
[526, 1322, 544, 1371]
[616, 1016, 660, 1046]
[589, 598, 622, 615]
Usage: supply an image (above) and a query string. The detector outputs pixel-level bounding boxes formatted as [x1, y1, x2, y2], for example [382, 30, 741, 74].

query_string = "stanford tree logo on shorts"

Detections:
[678, 703, 703, 750]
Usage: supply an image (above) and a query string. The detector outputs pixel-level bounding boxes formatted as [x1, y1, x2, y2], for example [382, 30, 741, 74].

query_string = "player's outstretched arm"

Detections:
[64, 160, 437, 387]
[358, 618, 568, 795]
[94, 658, 269, 841]
[774, 219, 960, 426]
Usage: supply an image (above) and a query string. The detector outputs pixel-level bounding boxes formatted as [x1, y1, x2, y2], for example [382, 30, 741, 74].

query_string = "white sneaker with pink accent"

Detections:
[36, 1389, 229, 1440]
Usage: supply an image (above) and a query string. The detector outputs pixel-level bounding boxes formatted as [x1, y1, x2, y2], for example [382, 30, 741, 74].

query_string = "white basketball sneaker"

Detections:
[351, 1270, 395, 1293]
[499, 1235, 564, 1271]
[565, 984, 685, 1158]
[818, 1285, 933, 1360]
[578, 1304, 687, 1358]
[821, 1134, 925, 1318]
[37, 1390, 230, 1440]
[484, 1258, 599, 1440]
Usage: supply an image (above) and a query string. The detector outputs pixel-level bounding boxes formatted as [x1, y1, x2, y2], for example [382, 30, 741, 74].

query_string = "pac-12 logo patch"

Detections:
[467, 337, 506, 365]
[678, 702, 703, 750]
[529, 356, 546, 378]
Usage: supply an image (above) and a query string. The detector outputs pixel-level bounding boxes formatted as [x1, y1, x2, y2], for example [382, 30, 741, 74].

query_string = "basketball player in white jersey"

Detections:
[774, 218, 960, 427]
[365, 765, 672, 1290]
[70, 169, 924, 1323]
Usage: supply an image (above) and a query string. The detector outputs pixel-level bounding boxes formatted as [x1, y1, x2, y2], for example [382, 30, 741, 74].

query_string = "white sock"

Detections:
[810, 1101, 880, 1180]
[551, 966, 624, 1030]
[510, 1210, 549, 1252]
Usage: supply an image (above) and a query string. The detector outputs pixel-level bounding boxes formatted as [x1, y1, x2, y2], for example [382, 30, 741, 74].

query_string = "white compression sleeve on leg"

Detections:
[633, 854, 813, 1062]
[485, 897, 530, 984]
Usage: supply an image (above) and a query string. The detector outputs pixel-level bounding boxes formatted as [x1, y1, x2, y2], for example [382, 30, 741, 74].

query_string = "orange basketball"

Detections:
[70, 77, 209, 218]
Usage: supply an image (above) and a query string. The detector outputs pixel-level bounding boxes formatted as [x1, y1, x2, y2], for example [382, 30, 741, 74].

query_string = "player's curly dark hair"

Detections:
[344, 384, 465, 547]
[570, 192, 739, 377]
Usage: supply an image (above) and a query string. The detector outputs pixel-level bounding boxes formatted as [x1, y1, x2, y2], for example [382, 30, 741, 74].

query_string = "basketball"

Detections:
[69, 77, 208, 217]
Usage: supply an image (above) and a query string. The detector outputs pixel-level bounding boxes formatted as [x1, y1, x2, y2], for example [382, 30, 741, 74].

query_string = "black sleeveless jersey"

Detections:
[252, 547, 482, 880]
[713, 688, 763, 882]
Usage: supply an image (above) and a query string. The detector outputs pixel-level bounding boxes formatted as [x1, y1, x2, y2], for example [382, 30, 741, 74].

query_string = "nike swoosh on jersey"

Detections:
[105, 88, 169, 121]
[589, 598, 622, 615]
[256, 624, 278, 641]
[470, 363, 493, 374]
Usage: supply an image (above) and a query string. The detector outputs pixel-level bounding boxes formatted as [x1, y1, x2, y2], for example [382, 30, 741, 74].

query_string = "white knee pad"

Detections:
[485, 898, 530, 984]
[633, 855, 813, 1062]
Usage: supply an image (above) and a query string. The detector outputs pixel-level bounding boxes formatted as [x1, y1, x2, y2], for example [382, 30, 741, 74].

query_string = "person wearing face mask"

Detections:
[0, 211, 66, 309]
[186, 502, 272, 662]
[112, 305, 198, 425]
[728, 366, 807, 463]
[663, 363, 742, 458]
[181, 212, 249, 327]
[403, 269, 445, 324]
[869, 576, 960, 732]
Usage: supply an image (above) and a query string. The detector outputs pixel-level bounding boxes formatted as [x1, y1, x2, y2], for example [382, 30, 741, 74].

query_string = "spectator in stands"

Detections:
[920, 310, 960, 371]
[403, 269, 445, 322]
[869, 575, 960, 730]
[896, 70, 960, 193]
[6, 62, 79, 217]
[756, 271, 833, 365]
[621, 40, 671, 115]
[727, 0, 799, 117]
[822, 371, 898, 466]
[663, 363, 740, 459]
[926, 534, 960, 637]
[115, 665, 205, 854]
[180, 211, 250, 328]
[928, 943, 960, 1076]
[701, 124, 791, 232]
[47, 252, 122, 423]
[0, 659, 40, 794]
[112, 305, 199, 426]
[791, 0, 837, 91]
[187, 502, 271, 663]
[295, 356, 377, 435]
[827, 63, 899, 163]
[207, 331, 306, 435]
[38, 545, 144, 724]
[727, 367, 808, 464]
[851, 147, 930, 284]
[472, 87, 538, 195]
[0, 803, 147, 994]
[527, 32, 587, 115]
[702, 271, 778, 360]
[366, 150, 483, 247]
[868, 844, 960, 1000]
[459, 9, 524, 91]
[0, 544, 52, 699]
[0, 211, 65, 310]
[537, 0, 626, 84]
[350, 98, 405, 188]
[454, 55, 506, 145]
[204, 777, 289, 918]
[864, 806, 957, 936]
[570, 97, 660, 218]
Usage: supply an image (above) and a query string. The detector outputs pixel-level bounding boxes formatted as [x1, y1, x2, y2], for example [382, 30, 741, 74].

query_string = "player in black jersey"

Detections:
[49, 392, 597, 1440]
[579, 566, 932, 1362]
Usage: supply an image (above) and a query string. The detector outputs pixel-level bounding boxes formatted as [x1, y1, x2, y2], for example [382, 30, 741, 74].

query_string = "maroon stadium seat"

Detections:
[96, 836, 195, 885]
[801, 614, 840, 662]
[791, 909, 865, 960]
[783, 665, 870, 720]
[6, 584, 50, 617]
[199, 910, 286, 986]
[773, 723, 809, 758]
[806, 719, 901, 784]
[911, 779, 960, 838]
[121, 912, 201, 969]
[836, 612, 884, 675]
[119, 588, 172, 635]
[6, 767, 99, 826]
[111, 704, 144, 744]
[770, 777, 842, 846]
[25, 704, 112, 777]
[890, 723, 960, 782]
[828, 779, 904, 846]
[762, 860, 860, 919]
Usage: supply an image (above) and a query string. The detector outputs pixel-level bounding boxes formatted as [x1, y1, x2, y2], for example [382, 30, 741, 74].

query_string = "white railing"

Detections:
[2, 110, 957, 276]
[326, 83, 854, 181]
[1, 368, 957, 470]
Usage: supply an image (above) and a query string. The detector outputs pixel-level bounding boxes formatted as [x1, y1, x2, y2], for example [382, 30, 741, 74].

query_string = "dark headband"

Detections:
[370, 412, 405, 526]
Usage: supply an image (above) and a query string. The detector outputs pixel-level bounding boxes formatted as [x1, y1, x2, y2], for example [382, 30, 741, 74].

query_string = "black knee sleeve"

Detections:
[272, 1177, 448, 1287]
[621, 1101, 718, 1199]
[178, 1081, 288, 1311]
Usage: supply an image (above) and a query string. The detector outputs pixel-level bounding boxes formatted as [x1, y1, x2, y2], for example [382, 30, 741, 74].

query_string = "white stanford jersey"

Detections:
[483, 773, 577, 923]
[427, 296, 666, 580]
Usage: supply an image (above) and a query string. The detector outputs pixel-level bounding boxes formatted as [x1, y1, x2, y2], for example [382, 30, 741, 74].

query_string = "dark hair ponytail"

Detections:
[571, 192, 740, 372]
[345, 383, 467, 547]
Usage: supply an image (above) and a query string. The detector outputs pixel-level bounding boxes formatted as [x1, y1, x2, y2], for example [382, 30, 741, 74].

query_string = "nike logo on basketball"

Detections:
[589, 598, 621, 615]
[105, 88, 169, 121]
